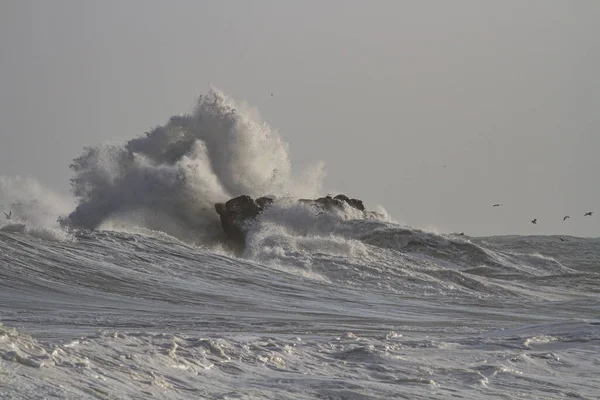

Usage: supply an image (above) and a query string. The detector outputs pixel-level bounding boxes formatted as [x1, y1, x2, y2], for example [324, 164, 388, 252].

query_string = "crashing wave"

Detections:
[59, 89, 325, 244]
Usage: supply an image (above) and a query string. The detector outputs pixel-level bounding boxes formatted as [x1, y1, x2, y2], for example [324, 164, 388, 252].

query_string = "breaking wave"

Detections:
[61, 89, 325, 243]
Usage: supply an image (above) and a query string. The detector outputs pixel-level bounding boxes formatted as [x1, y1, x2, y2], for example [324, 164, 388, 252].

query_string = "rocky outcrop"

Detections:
[214, 195, 274, 246]
[299, 194, 365, 212]
[214, 194, 366, 247]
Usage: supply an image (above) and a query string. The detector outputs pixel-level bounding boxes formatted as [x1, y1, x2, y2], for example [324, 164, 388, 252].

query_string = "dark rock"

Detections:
[334, 194, 365, 211]
[255, 196, 274, 209]
[215, 194, 366, 247]
[214, 195, 273, 247]
[299, 194, 365, 213]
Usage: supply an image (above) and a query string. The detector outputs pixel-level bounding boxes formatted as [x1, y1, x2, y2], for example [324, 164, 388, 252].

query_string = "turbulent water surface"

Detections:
[1, 90, 599, 399]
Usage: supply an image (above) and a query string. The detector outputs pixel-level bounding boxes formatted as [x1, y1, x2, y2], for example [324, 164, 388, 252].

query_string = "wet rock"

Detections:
[215, 194, 366, 247]
[214, 195, 273, 247]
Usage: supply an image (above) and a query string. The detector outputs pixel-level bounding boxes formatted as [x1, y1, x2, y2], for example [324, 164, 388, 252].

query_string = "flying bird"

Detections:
[531, 218, 537, 224]
[3, 211, 11, 220]
[493, 204, 503, 207]
[563, 216, 570, 221]
[584, 212, 593, 216]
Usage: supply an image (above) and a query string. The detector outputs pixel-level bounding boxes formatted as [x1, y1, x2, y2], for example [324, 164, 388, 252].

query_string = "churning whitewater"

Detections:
[1, 90, 599, 399]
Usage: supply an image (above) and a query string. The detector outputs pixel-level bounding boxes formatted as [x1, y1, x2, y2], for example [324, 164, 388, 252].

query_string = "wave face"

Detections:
[1, 228, 599, 399]
[1, 90, 599, 399]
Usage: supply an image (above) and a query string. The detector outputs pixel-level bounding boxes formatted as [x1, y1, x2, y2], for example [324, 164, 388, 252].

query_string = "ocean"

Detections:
[1, 90, 599, 399]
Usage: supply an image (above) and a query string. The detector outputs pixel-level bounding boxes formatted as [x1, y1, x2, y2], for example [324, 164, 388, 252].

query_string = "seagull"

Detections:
[493, 204, 503, 207]
[584, 212, 593, 216]
[531, 218, 537, 224]
[3, 211, 11, 220]
[563, 216, 570, 221]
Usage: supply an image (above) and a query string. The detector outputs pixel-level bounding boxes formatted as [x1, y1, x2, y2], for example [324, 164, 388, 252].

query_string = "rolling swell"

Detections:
[1, 225, 599, 399]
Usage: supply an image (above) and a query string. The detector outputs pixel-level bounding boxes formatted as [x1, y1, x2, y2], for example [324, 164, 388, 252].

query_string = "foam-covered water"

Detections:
[1, 90, 599, 399]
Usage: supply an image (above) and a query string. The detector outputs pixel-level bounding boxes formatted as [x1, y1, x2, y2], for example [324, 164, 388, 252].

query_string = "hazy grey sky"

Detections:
[1, 0, 599, 236]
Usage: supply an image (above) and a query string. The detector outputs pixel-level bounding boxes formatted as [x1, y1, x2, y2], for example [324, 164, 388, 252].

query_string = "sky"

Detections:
[0, 0, 599, 237]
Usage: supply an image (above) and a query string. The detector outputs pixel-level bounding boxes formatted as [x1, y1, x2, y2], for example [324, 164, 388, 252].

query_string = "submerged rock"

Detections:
[214, 194, 366, 248]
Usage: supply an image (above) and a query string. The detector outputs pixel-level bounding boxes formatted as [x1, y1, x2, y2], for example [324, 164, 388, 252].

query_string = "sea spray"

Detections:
[62, 89, 324, 243]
